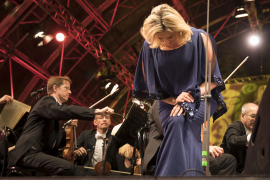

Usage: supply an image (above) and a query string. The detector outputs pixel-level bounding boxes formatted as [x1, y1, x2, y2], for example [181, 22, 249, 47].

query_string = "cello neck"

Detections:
[101, 138, 109, 176]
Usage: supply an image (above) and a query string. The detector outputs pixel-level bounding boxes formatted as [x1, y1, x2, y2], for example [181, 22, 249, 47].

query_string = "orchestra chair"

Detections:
[138, 126, 150, 162]
[1, 126, 48, 177]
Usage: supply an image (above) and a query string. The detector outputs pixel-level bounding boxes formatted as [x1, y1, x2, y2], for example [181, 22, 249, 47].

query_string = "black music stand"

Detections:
[115, 103, 148, 175]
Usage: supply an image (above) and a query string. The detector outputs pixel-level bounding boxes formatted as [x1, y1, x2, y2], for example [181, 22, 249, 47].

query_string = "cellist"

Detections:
[9, 76, 114, 176]
[74, 114, 125, 176]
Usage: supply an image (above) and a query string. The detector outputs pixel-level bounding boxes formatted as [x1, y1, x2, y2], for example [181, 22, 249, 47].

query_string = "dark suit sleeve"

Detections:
[225, 125, 248, 151]
[36, 96, 95, 121]
[76, 131, 86, 148]
[58, 130, 67, 148]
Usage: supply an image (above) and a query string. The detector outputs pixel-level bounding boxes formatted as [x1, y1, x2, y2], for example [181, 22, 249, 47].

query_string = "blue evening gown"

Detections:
[133, 27, 227, 176]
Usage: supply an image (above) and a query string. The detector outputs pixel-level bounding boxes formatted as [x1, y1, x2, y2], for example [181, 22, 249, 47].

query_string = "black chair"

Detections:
[138, 126, 150, 161]
[1, 126, 48, 177]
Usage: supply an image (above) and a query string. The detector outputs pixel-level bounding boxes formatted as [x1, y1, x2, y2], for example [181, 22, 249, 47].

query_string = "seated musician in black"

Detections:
[74, 114, 124, 176]
[8, 76, 114, 176]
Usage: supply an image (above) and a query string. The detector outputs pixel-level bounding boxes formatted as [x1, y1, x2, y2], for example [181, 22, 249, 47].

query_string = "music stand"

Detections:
[115, 103, 148, 175]
[115, 103, 148, 147]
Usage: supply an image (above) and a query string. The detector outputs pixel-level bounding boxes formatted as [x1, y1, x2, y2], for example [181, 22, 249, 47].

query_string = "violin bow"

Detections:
[90, 84, 119, 108]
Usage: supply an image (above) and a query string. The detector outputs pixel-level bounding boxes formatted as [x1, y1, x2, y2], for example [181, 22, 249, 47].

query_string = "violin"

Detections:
[63, 120, 77, 164]
[94, 138, 111, 176]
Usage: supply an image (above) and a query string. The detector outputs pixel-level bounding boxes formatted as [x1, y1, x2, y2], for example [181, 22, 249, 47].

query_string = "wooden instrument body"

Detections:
[63, 125, 76, 164]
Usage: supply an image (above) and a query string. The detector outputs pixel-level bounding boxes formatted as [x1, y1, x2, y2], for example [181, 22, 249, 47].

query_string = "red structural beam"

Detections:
[214, 8, 236, 38]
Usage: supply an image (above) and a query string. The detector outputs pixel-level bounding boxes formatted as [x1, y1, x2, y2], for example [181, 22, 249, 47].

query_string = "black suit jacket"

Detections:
[76, 129, 123, 170]
[220, 121, 248, 173]
[142, 101, 164, 173]
[9, 96, 95, 167]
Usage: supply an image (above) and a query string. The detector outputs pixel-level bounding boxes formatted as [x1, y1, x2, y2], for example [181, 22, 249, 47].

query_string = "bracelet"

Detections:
[176, 102, 197, 118]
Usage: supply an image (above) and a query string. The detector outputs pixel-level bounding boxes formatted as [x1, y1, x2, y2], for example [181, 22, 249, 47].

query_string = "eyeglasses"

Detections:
[96, 115, 110, 119]
[245, 114, 256, 119]
[61, 85, 70, 90]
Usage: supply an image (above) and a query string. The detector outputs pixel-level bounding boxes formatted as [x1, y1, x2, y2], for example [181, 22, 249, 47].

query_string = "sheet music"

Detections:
[0, 100, 31, 130]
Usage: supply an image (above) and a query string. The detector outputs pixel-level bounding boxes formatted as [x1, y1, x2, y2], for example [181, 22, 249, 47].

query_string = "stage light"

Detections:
[37, 41, 43, 47]
[105, 82, 111, 89]
[235, 9, 248, 18]
[56, 33, 65, 42]
[43, 34, 54, 45]
[34, 31, 44, 38]
[248, 34, 261, 46]
[234, 1, 248, 18]
[132, 98, 141, 105]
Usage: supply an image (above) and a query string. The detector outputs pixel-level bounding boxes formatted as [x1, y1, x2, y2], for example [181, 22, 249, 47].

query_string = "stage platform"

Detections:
[2, 176, 270, 180]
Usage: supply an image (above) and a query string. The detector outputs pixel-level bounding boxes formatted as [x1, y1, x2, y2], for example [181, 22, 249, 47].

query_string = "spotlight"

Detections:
[234, 2, 248, 18]
[105, 82, 111, 89]
[34, 31, 44, 38]
[56, 32, 65, 42]
[248, 34, 261, 46]
[235, 10, 248, 18]
[43, 34, 54, 45]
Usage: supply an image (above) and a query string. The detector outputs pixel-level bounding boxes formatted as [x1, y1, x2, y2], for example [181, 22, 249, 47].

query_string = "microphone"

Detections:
[30, 87, 47, 97]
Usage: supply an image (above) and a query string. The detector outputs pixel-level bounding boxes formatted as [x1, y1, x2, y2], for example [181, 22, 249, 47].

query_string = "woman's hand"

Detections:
[170, 91, 194, 117]
[176, 91, 194, 103]
[170, 104, 184, 116]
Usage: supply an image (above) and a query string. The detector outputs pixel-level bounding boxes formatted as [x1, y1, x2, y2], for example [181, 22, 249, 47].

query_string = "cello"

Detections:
[94, 138, 111, 176]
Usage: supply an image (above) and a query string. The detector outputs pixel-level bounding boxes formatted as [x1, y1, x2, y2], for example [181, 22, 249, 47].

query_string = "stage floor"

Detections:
[2, 176, 270, 180]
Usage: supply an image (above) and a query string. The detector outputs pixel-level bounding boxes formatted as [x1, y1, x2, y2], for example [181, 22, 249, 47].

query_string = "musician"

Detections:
[142, 101, 237, 175]
[116, 144, 141, 174]
[74, 114, 124, 176]
[8, 76, 114, 176]
[220, 103, 258, 173]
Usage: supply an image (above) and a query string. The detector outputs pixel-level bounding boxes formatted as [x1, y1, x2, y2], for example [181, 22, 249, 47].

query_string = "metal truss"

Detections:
[245, 1, 263, 32]
[0, 40, 87, 106]
[186, 0, 231, 21]
[33, 0, 134, 89]
[17, 0, 115, 103]
[210, 18, 251, 45]
[172, 0, 194, 26]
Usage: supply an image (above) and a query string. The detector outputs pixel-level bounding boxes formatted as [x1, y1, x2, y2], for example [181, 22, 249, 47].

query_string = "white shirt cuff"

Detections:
[247, 134, 251, 146]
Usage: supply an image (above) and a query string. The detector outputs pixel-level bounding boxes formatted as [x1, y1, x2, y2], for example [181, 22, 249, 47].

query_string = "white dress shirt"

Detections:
[91, 130, 108, 167]
[244, 125, 251, 146]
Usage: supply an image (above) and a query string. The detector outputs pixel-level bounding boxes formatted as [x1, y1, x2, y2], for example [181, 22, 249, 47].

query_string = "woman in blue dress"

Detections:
[132, 4, 227, 176]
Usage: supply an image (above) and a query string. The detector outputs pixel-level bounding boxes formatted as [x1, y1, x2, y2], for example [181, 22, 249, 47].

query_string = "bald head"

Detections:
[241, 103, 258, 131]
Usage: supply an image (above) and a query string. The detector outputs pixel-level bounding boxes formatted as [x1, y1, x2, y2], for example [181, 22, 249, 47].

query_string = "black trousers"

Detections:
[209, 153, 237, 175]
[17, 148, 75, 176]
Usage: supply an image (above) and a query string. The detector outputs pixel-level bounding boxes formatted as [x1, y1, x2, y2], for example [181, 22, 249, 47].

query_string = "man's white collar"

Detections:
[52, 96, 62, 105]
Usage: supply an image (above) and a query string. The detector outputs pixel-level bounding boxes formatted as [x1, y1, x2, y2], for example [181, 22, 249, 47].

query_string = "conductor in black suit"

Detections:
[74, 114, 123, 175]
[220, 103, 258, 173]
[143, 101, 237, 175]
[8, 76, 114, 176]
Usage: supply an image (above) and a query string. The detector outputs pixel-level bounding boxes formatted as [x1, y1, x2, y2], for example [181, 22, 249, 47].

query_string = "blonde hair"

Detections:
[118, 144, 140, 158]
[141, 4, 192, 49]
[47, 76, 72, 95]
